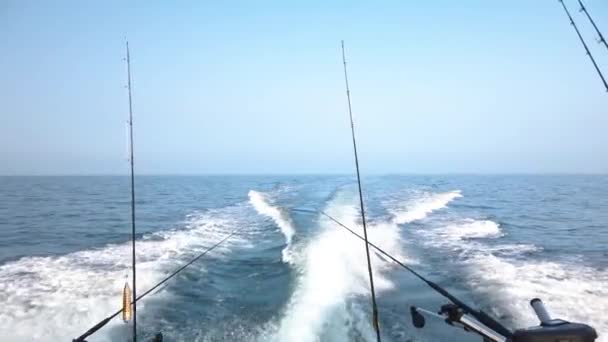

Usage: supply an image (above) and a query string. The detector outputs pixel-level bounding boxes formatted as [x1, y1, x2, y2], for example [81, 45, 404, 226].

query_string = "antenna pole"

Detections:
[577, 0, 608, 52]
[126, 41, 137, 342]
[558, 0, 608, 92]
[340, 40, 381, 342]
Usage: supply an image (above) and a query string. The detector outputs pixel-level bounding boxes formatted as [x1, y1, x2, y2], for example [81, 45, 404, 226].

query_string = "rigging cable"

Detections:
[577, 0, 608, 52]
[558, 0, 608, 92]
[291, 208, 513, 339]
[340, 40, 382, 341]
[73, 229, 240, 342]
[126, 40, 138, 342]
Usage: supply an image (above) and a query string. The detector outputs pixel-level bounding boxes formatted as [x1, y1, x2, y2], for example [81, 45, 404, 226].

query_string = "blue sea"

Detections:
[0, 175, 606, 341]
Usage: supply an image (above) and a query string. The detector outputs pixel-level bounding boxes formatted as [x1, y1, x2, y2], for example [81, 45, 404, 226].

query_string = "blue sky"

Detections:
[1, 0, 607, 175]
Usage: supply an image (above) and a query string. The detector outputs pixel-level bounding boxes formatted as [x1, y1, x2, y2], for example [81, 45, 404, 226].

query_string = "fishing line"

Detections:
[72, 229, 240, 342]
[558, 0, 608, 92]
[291, 208, 513, 338]
[340, 40, 382, 342]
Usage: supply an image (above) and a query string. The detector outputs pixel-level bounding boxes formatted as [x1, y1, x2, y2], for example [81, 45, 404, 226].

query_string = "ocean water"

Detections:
[0, 175, 606, 342]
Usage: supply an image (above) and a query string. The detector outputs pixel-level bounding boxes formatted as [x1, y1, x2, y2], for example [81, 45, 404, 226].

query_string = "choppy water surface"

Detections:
[0, 175, 606, 341]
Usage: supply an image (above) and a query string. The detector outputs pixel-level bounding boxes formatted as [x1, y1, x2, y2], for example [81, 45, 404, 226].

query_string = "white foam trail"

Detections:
[417, 218, 533, 255]
[390, 190, 462, 224]
[248, 190, 295, 263]
[275, 202, 408, 342]
[0, 211, 243, 342]
[467, 255, 608, 341]
[441, 219, 504, 240]
[419, 219, 607, 341]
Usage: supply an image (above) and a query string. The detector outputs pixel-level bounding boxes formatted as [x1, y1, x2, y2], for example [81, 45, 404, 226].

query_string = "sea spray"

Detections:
[248, 190, 296, 263]
[275, 200, 406, 341]
[390, 190, 462, 224]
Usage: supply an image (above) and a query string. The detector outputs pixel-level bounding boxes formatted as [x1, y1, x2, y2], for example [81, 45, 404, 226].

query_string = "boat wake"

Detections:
[469, 253, 608, 341]
[4, 183, 604, 342]
[248, 190, 296, 263]
[434, 219, 504, 241]
[271, 188, 464, 341]
[0, 208, 247, 342]
[389, 190, 462, 224]
[274, 199, 406, 342]
[417, 218, 608, 341]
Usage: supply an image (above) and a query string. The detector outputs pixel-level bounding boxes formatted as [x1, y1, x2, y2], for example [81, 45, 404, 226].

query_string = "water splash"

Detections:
[390, 190, 462, 224]
[468, 254, 608, 341]
[0, 210, 244, 342]
[248, 190, 296, 263]
[441, 219, 504, 240]
[274, 199, 407, 342]
[417, 218, 607, 341]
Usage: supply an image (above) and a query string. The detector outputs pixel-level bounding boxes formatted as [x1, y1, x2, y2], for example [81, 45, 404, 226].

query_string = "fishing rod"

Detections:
[292, 208, 598, 342]
[558, 0, 608, 92]
[72, 229, 240, 342]
[125, 40, 138, 342]
[73, 40, 142, 342]
[73, 42, 243, 342]
[577, 0, 608, 52]
[340, 40, 382, 341]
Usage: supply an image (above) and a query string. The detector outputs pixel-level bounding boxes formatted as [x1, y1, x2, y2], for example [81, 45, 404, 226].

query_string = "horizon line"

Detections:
[1, 172, 607, 177]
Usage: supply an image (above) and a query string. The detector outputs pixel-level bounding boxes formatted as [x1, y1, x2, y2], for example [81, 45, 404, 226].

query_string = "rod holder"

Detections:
[530, 298, 552, 324]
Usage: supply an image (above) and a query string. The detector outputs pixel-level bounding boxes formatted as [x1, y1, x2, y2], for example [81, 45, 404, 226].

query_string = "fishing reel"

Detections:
[410, 298, 597, 342]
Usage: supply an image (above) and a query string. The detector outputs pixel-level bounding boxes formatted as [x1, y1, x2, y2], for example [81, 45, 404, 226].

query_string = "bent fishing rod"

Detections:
[341, 40, 382, 341]
[558, 0, 608, 92]
[292, 208, 598, 342]
[577, 0, 608, 53]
